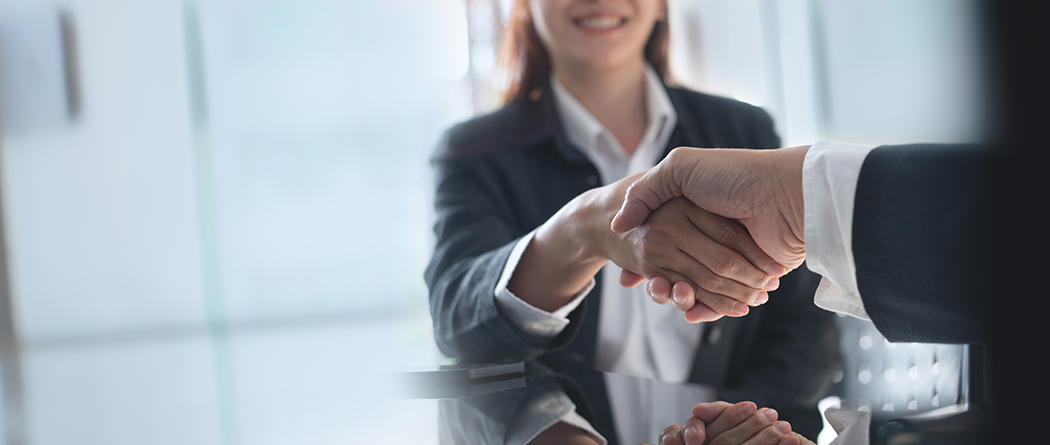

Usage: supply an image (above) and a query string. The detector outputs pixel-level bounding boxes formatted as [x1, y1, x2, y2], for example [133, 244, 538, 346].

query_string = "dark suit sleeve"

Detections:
[852, 144, 989, 343]
[424, 137, 586, 362]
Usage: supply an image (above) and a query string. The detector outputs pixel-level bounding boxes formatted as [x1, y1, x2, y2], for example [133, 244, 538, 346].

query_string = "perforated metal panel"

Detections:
[829, 314, 966, 425]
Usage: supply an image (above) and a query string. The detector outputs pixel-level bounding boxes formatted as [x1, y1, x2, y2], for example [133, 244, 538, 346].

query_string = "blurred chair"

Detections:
[828, 314, 986, 444]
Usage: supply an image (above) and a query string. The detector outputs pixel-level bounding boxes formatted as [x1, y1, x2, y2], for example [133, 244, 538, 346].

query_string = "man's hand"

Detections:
[610, 146, 811, 271]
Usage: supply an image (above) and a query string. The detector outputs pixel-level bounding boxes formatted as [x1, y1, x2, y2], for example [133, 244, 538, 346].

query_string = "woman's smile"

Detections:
[531, 0, 665, 71]
[573, 14, 628, 34]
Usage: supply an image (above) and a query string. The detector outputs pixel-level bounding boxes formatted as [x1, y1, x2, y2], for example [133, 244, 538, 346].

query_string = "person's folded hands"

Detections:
[640, 401, 812, 445]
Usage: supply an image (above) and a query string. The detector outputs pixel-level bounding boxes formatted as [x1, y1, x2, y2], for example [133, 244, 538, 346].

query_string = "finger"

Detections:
[657, 244, 768, 307]
[684, 301, 723, 323]
[657, 281, 731, 323]
[737, 422, 793, 445]
[776, 433, 801, 445]
[705, 401, 757, 439]
[611, 160, 686, 233]
[680, 416, 706, 445]
[670, 281, 696, 312]
[687, 208, 789, 278]
[653, 269, 746, 318]
[692, 401, 735, 422]
[647, 277, 673, 305]
[710, 409, 782, 445]
[782, 432, 813, 445]
[691, 285, 750, 318]
[672, 231, 775, 302]
[620, 269, 647, 288]
[657, 424, 684, 445]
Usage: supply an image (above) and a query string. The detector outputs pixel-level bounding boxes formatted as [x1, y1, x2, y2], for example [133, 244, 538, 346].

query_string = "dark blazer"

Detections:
[425, 83, 840, 436]
[851, 143, 989, 344]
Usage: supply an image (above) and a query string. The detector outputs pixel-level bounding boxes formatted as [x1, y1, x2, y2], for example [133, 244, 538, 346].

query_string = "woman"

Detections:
[425, 0, 838, 437]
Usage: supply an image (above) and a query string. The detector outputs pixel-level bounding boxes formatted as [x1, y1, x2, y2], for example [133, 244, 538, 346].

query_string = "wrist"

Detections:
[774, 145, 810, 245]
[563, 188, 617, 266]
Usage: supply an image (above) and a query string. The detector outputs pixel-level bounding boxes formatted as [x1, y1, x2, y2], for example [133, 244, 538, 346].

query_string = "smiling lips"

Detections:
[574, 15, 627, 31]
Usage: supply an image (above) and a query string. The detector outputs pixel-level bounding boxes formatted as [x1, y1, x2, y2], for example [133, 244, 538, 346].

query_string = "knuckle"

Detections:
[695, 290, 731, 313]
[640, 248, 661, 266]
[667, 146, 687, 162]
[711, 251, 741, 278]
[700, 274, 723, 292]
[748, 288, 763, 303]
[709, 435, 735, 445]
[758, 425, 786, 442]
[637, 236, 658, 256]
[713, 221, 739, 246]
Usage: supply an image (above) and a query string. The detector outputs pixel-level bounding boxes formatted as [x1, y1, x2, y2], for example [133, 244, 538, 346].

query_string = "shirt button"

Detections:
[706, 326, 724, 346]
[586, 175, 598, 186]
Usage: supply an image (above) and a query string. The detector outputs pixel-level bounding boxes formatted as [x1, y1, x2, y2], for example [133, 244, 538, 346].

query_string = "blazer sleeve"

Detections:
[424, 136, 587, 362]
[852, 144, 989, 343]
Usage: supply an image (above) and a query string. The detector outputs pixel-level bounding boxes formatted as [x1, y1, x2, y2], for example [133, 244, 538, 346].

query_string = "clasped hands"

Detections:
[511, 145, 808, 322]
[589, 145, 811, 322]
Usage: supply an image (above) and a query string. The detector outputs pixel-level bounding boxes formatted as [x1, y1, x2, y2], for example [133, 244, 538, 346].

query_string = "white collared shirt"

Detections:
[493, 65, 704, 384]
[803, 140, 877, 320]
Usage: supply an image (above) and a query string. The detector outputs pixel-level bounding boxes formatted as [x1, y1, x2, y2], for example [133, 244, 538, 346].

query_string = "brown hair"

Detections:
[496, 0, 670, 105]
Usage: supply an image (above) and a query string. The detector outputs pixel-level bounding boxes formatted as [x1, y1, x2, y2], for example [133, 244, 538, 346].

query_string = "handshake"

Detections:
[579, 145, 811, 323]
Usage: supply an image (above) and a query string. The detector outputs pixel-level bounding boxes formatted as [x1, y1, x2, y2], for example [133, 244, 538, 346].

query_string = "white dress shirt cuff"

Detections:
[803, 141, 876, 320]
[560, 411, 607, 445]
[494, 230, 595, 345]
[506, 389, 607, 445]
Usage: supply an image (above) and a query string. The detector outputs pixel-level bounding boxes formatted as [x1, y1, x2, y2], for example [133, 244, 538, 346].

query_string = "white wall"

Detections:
[669, 0, 984, 146]
[0, 0, 220, 443]
[0, 0, 464, 443]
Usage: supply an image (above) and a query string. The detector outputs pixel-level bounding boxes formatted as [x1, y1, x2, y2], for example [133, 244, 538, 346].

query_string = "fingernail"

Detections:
[775, 421, 791, 434]
[673, 290, 687, 306]
[765, 263, 787, 276]
[753, 292, 769, 305]
[684, 425, 700, 440]
[764, 276, 780, 291]
[733, 303, 749, 316]
[740, 402, 757, 416]
[763, 408, 778, 422]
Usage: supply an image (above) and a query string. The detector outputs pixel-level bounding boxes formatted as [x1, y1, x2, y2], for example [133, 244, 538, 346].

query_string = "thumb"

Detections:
[610, 157, 687, 233]
[610, 197, 654, 233]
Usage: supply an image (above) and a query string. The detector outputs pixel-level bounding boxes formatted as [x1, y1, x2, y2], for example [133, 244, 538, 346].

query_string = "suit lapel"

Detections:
[663, 87, 711, 157]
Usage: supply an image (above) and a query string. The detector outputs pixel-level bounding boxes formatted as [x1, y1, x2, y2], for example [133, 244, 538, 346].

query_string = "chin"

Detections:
[577, 51, 643, 71]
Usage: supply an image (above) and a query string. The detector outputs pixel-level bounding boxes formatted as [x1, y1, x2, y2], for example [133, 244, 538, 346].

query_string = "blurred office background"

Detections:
[0, 0, 985, 443]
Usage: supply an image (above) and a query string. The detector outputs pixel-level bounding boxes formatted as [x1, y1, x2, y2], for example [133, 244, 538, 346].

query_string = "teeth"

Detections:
[578, 16, 623, 29]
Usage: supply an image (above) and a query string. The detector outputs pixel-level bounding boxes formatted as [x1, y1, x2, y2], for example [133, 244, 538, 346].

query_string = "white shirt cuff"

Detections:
[494, 230, 595, 345]
[560, 411, 607, 445]
[803, 141, 876, 319]
[813, 278, 870, 321]
[506, 389, 607, 445]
